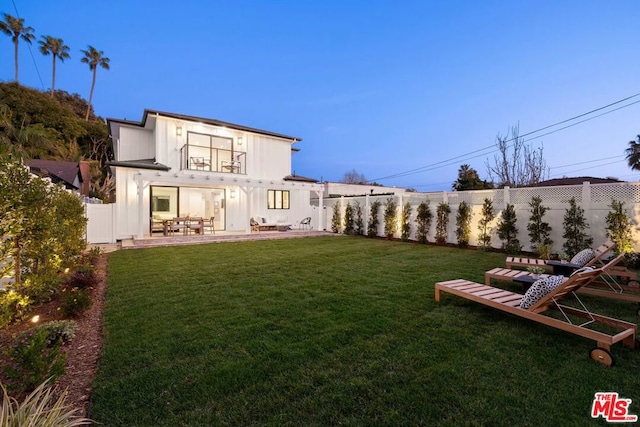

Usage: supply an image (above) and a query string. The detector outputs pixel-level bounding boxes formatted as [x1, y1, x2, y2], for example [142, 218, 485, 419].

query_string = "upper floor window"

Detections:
[268, 190, 289, 209]
[180, 131, 245, 173]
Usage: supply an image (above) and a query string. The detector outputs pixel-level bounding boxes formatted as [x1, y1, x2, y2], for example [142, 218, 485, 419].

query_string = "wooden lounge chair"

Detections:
[435, 266, 637, 366]
[506, 239, 617, 273]
[487, 254, 640, 305]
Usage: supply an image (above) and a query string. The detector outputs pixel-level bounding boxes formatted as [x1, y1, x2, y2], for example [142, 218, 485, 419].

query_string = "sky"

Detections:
[1, 0, 639, 191]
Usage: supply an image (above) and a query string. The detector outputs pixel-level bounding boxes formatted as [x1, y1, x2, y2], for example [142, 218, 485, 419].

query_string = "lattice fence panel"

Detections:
[511, 185, 582, 205]
[591, 183, 640, 204]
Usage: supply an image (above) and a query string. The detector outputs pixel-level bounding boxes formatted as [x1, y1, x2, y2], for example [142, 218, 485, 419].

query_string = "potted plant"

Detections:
[527, 266, 546, 279]
[559, 253, 570, 264]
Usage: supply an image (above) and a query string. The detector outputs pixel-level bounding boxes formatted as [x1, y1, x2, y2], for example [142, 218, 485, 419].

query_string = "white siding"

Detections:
[119, 127, 155, 161]
[246, 134, 292, 179]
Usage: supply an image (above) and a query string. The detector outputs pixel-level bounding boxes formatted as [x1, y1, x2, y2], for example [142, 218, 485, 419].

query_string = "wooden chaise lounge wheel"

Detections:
[590, 348, 614, 366]
[628, 280, 640, 288]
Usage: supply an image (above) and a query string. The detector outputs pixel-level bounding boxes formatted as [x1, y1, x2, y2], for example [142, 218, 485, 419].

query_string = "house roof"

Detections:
[530, 176, 624, 187]
[107, 159, 171, 171]
[28, 160, 85, 189]
[284, 174, 319, 183]
[107, 109, 302, 142]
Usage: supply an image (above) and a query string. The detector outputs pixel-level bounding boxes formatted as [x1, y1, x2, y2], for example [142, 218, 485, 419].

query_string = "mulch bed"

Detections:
[0, 254, 107, 418]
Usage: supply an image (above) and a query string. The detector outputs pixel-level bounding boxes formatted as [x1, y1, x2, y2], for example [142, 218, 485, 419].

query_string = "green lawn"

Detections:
[91, 236, 640, 426]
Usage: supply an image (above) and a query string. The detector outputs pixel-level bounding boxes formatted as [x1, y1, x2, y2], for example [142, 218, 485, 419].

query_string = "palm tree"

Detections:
[625, 135, 640, 171]
[38, 35, 70, 96]
[0, 13, 36, 83]
[80, 45, 110, 121]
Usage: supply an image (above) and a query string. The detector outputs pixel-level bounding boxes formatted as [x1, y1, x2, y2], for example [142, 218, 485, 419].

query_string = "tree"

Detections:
[455, 201, 472, 248]
[0, 13, 35, 83]
[625, 135, 640, 171]
[344, 202, 354, 235]
[39, 36, 71, 97]
[331, 201, 341, 233]
[80, 46, 110, 121]
[383, 197, 397, 239]
[497, 204, 521, 254]
[400, 201, 412, 241]
[435, 202, 451, 245]
[485, 124, 548, 187]
[452, 164, 493, 191]
[415, 201, 432, 244]
[341, 169, 367, 184]
[605, 200, 634, 255]
[354, 201, 364, 235]
[562, 197, 593, 257]
[367, 200, 381, 237]
[477, 198, 495, 249]
[527, 196, 553, 254]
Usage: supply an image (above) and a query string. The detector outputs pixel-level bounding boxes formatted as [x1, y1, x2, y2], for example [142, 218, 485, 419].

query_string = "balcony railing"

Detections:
[180, 144, 246, 174]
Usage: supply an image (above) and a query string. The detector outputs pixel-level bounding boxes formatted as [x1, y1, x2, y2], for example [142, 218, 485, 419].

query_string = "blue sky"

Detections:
[1, 0, 639, 190]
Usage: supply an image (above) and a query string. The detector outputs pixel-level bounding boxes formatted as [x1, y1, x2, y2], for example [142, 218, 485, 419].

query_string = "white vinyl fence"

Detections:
[322, 181, 640, 253]
[85, 203, 117, 244]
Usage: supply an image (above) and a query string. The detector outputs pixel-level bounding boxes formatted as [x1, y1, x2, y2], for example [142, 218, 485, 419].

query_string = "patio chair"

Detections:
[250, 217, 260, 233]
[202, 217, 215, 234]
[486, 254, 640, 306]
[505, 239, 616, 273]
[435, 266, 637, 366]
[299, 217, 312, 230]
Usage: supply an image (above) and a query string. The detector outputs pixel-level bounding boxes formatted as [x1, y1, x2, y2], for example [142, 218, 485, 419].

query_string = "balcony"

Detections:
[180, 144, 245, 174]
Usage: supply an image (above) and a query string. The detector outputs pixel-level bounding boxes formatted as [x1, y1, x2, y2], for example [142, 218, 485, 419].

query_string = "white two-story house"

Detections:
[107, 109, 324, 240]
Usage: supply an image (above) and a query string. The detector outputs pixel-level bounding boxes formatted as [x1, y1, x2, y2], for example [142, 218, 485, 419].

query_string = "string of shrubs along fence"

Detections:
[325, 192, 637, 261]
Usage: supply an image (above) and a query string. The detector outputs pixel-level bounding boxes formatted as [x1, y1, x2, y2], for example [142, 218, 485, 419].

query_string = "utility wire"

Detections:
[11, 0, 45, 90]
[370, 96, 640, 183]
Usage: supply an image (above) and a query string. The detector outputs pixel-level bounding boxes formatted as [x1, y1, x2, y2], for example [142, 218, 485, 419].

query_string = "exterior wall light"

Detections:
[237, 136, 243, 146]
[176, 126, 182, 136]
[230, 188, 236, 198]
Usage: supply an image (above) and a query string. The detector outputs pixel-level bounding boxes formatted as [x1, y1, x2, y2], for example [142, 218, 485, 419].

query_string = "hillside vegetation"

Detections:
[0, 82, 112, 200]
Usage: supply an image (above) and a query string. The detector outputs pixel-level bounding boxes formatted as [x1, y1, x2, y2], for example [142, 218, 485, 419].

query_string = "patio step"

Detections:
[123, 230, 332, 249]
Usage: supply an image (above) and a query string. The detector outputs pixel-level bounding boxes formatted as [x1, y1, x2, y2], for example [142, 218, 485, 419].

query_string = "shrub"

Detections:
[415, 201, 432, 244]
[66, 265, 98, 290]
[401, 202, 412, 241]
[3, 329, 66, 392]
[59, 287, 92, 317]
[20, 274, 62, 305]
[344, 202, 355, 235]
[605, 200, 634, 255]
[331, 201, 341, 233]
[85, 246, 102, 266]
[562, 197, 593, 257]
[455, 201, 472, 248]
[477, 198, 495, 250]
[354, 201, 364, 235]
[527, 196, 553, 255]
[367, 200, 381, 237]
[0, 290, 31, 329]
[435, 202, 451, 245]
[383, 198, 398, 239]
[497, 204, 521, 254]
[1, 380, 92, 426]
[35, 320, 77, 346]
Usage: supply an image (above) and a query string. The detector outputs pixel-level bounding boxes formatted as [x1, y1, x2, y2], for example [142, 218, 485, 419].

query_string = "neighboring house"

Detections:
[106, 109, 324, 239]
[321, 182, 410, 199]
[527, 176, 624, 187]
[28, 160, 91, 196]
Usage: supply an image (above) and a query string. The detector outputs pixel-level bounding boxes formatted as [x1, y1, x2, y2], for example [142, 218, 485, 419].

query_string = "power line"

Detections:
[11, 0, 45, 90]
[369, 93, 640, 183]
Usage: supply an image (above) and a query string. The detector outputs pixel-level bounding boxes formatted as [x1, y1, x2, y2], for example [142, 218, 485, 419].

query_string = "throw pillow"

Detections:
[519, 275, 565, 309]
[570, 248, 595, 267]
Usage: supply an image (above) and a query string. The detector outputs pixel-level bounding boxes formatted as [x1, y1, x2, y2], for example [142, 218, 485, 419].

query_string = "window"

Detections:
[267, 190, 290, 209]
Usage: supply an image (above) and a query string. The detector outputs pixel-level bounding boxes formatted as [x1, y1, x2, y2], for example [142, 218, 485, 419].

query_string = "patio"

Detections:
[120, 228, 332, 249]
